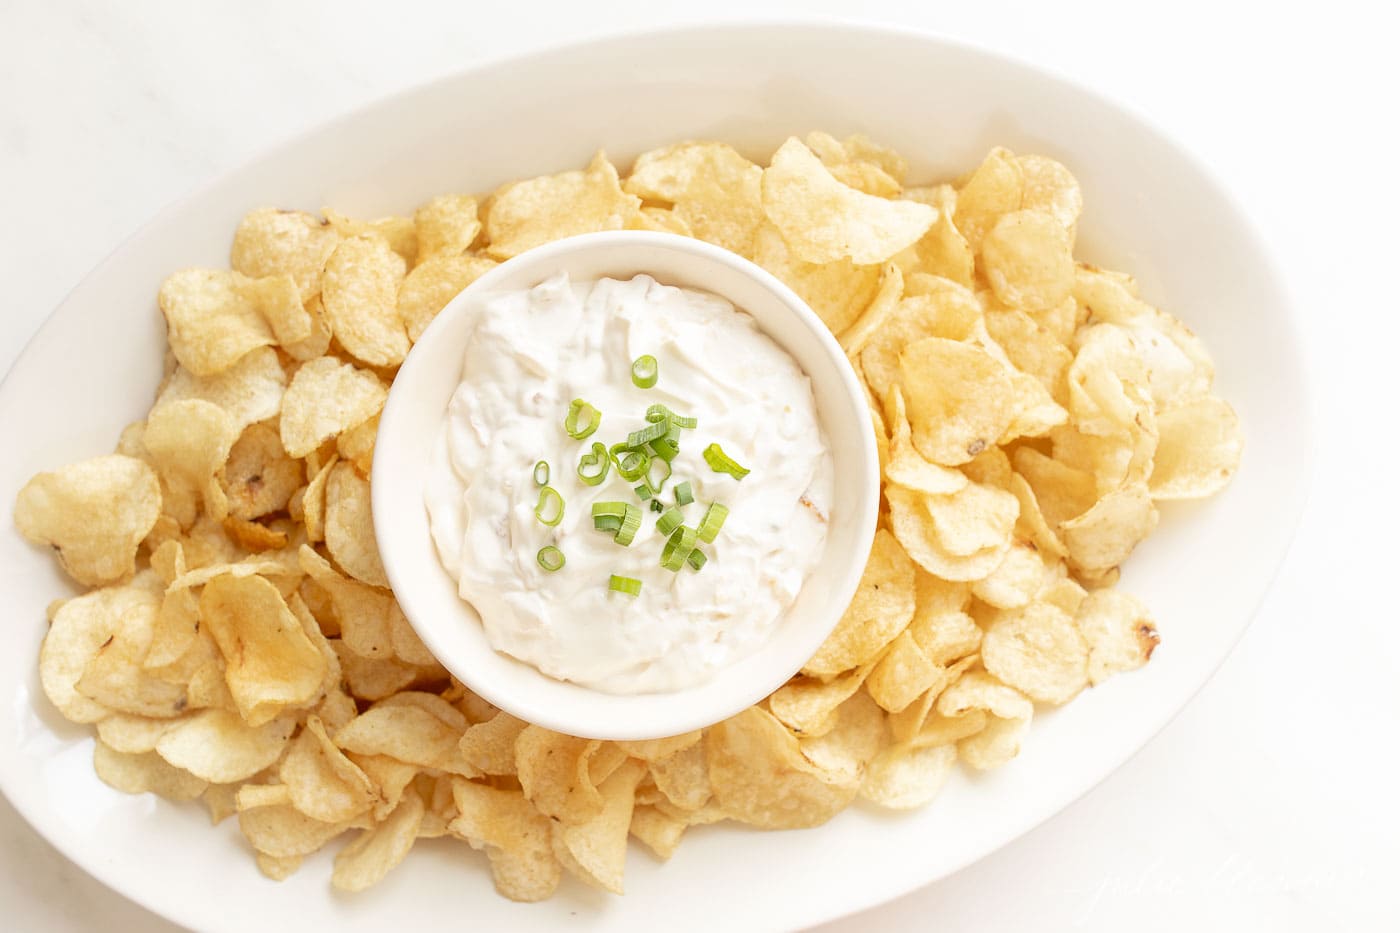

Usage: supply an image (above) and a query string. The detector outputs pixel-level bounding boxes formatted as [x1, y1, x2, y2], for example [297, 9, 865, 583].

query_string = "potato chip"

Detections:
[255, 853, 303, 882]
[332, 792, 424, 893]
[485, 151, 640, 259]
[935, 671, 1034, 769]
[240, 273, 311, 347]
[220, 516, 287, 552]
[1018, 154, 1082, 234]
[156, 709, 295, 783]
[1065, 324, 1152, 437]
[144, 399, 238, 522]
[323, 462, 388, 587]
[981, 210, 1074, 312]
[157, 269, 276, 376]
[953, 147, 1023, 251]
[552, 759, 644, 894]
[804, 132, 904, 197]
[15, 455, 161, 586]
[219, 431, 300, 527]
[648, 739, 711, 812]
[903, 185, 974, 286]
[96, 713, 179, 754]
[706, 707, 857, 829]
[885, 486, 1009, 582]
[761, 138, 934, 265]
[924, 480, 1019, 556]
[237, 783, 292, 811]
[413, 194, 481, 260]
[334, 705, 461, 771]
[898, 337, 1017, 466]
[458, 712, 528, 776]
[298, 546, 396, 658]
[1060, 482, 1158, 574]
[203, 783, 238, 825]
[837, 263, 903, 357]
[629, 805, 686, 861]
[751, 224, 881, 334]
[199, 573, 326, 725]
[866, 631, 949, 714]
[398, 253, 497, 342]
[628, 206, 693, 236]
[321, 234, 410, 367]
[860, 280, 983, 403]
[514, 727, 614, 825]
[333, 642, 417, 701]
[883, 387, 970, 496]
[1074, 589, 1160, 685]
[803, 529, 915, 677]
[231, 208, 339, 299]
[981, 601, 1089, 704]
[971, 542, 1045, 610]
[860, 742, 956, 810]
[1012, 448, 1098, 529]
[625, 142, 765, 256]
[1148, 396, 1243, 499]
[449, 780, 560, 902]
[238, 804, 354, 859]
[797, 690, 887, 781]
[770, 664, 872, 736]
[983, 308, 1073, 399]
[279, 357, 387, 459]
[93, 740, 208, 801]
[155, 347, 285, 436]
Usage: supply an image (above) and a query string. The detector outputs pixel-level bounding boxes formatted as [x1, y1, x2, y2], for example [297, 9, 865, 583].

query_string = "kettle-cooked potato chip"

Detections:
[898, 337, 1018, 466]
[155, 346, 285, 435]
[398, 253, 497, 342]
[751, 223, 881, 334]
[981, 601, 1090, 704]
[158, 269, 276, 376]
[625, 142, 765, 257]
[485, 151, 640, 260]
[323, 463, 388, 588]
[1148, 395, 1243, 499]
[981, 210, 1074, 311]
[231, 208, 339, 299]
[15, 455, 161, 586]
[280, 357, 387, 459]
[803, 529, 915, 677]
[762, 138, 935, 265]
[413, 194, 481, 261]
[156, 709, 296, 783]
[321, 234, 410, 368]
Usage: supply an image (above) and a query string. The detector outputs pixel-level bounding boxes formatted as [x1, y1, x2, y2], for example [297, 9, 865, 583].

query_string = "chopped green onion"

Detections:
[631, 355, 658, 389]
[686, 548, 708, 571]
[533, 460, 550, 486]
[648, 435, 680, 462]
[703, 443, 749, 480]
[564, 399, 601, 440]
[612, 444, 651, 482]
[536, 546, 565, 572]
[660, 526, 698, 572]
[646, 403, 697, 429]
[643, 455, 672, 494]
[534, 486, 564, 527]
[577, 442, 611, 486]
[609, 574, 643, 597]
[673, 481, 694, 506]
[634, 483, 653, 501]
[655, 506, 685, 536]
[626, 419, 669, 449]
[650, 499, 664, 513]
[697, 502, 729, 543]
[591, 501, 641, 546]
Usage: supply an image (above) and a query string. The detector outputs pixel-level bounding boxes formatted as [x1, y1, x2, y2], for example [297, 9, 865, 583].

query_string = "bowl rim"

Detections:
[372, 229, 881, 740]
[0, 17, 1313, 933]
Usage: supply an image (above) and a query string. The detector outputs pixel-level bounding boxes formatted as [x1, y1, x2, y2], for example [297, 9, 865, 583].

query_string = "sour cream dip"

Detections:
[424, 273, 832, 694]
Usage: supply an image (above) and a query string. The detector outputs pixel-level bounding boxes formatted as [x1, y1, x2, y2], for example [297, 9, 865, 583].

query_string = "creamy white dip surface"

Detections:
[425, 273, 832, 694]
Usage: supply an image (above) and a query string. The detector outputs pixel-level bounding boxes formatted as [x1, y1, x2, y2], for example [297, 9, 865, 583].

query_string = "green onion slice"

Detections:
[655, 506, 685, 536]
[650, 499, 664, 513]
[609, 574, 643, 597]
[703, 443, 750, 480]
[591, 501, 641, 546]
[564, 399, 601, 440]
[643, 455, 672, 494]
[660, 526, 698, 572]
[697, 502, 729, 543]
[577, 442, 611, 486]
[626, 418, 669, 449]
[611, 443, 651, 482]
[648, 435, 680, 463]
[631, 355, 659, 389]
[646, 404, 697, 429]
[533, 460, 550, 486]
[537, 546, 565, 572]
[534, 486, 565, 527]
[673, 481, 694, 506]
[634, 483, 653, 501]
[686, 548, 708, 571]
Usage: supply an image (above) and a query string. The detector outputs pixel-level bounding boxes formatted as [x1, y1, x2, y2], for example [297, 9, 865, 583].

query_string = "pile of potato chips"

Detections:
[13, 133, 1241, 901]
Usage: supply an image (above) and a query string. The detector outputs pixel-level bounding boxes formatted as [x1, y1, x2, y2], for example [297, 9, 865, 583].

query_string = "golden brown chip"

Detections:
[797, 690, 887, 781]
[552, 759, 645, 894]
[1074, 589, 1160, 685]
[144, 399, 239, 522]
[629, 805, 687, 861]
[1018, 154, 1083, 233]
[803, 529, 915, 677]
[220, 423, 302, 520]
[321, 234, 410, 367]
[904, 185, 974, 286]
[331, 792, 425, 893]
[96, 713, 179, 754]
[885, 486, 1009, 582]
[323, 462, 388, 587]
[761, 138, 934, 265]
[1060, 482, 1158, 574]
[935, 670, 1034, 769]
[398, 254, 497, 342]
[280, 357, 387, 459]
[15, 455, 161, 586]
[898, 337, 1018, 466]
[158, 269, 276, 376]
[982, 601, 1089, 704]
[334, 705, 461, 771]
[859, 742, 956, 810]
[706, 707, 858, 829]
[751, 224, 881, 334]
[953, 147, 1023, 250]
[298, 546, 395, 658]
[93, 740, 208, 801]
[230, 208, 339, 299]
[515, 727, 611, 825]
[981, 210, 1074, 311]
[155, 347, 285, 436]
[485, 151, 640, 259]
[238, 803, 356, 859]
[156, 709, 295, 783]
[625, 142, 765, 256]
[1148, 396, 1243, 499]
[458, 712, 528, 775]
[449, 780, 560, 902]
[771, 664, 872, 736]
[413, 194, 481, 260]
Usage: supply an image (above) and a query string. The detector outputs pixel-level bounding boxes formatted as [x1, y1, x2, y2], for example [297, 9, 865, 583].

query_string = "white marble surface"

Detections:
[1, 1, 1395, 930]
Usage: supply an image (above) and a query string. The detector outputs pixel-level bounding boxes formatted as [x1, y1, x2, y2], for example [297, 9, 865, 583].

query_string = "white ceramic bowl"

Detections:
[0, 22, 1308, 933]
[373, 231, 880, 740]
